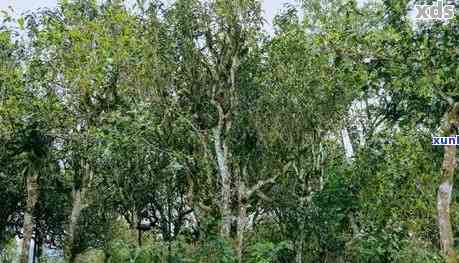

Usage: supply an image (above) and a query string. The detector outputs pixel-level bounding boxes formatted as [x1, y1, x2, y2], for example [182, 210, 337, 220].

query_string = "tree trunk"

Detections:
[213, 110, 232, 238]
[340, 127, 354, 164]
[35, 231, 43, 263]
[214, 128, 231, 237]
[438, 144, 457, 263]
[133, 213, 142, 247]
[235, 204, 246, 263]
[295, 242, 303, 263]
[234, 172, 247, 263]
[65, 160, 90, 263]
[66, 187, 83, 263]
[138, 228, 142, 247]
[20, 172, 39, 263]
[438, 103, 459, 263]
[32, 238, 37, 263]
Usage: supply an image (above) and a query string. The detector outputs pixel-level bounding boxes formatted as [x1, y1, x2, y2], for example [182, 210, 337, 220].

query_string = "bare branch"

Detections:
[435, 88, 454, 106]
[256, 190, 273, 202]
[246, 162, 292, 198]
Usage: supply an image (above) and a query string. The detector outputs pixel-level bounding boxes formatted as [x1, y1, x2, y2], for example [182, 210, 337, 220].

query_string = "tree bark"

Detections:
[438, 145, 457, 263]
[32, 238, 37, 263]
[234, 170, 247, 263]
[438, 103, 459, 263]
[65, 160, 90, 263]
[20, 172, 39, 263]
[138, 228, 142, 247]
[295, 241, 303, 263]
[66, 188, 82, 262]
[34, 231, 43, 263]
[213, 121, 232, 238]
[340, 127, 354, 164]
[235, 203, 246, 263]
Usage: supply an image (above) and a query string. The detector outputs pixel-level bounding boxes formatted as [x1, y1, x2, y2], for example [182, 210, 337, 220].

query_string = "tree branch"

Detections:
[246, 162, 292, 198]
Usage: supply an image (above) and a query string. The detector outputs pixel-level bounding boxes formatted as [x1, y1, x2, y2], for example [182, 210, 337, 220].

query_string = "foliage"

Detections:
[1, 0, 459, 262]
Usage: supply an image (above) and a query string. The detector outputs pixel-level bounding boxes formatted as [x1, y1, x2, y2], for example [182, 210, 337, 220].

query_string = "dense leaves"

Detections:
[1, 0, 459, 262]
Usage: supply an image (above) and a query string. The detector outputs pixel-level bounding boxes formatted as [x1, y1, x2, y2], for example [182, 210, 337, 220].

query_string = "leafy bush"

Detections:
[101, 234, 235, 263]
[350, 231, 442, 263]
[191, 235, 236, 263]
[247, 241, 290, 263]
[107, 240, 161, 263]
[0, 238, 18, 263]
[394, 240, 442, 263]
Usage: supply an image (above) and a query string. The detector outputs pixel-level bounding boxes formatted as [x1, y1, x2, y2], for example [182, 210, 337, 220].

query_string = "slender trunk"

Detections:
[35, 232, 43, 263]
[66, 160, 89, 262]
[185, 173, 206, 225]
[32, 238, 36, 263]
[438, 103, 459, 263]
[20, 172, 39, 263]
[133, 212, 142, 247]
[438, 144, 457, 263]
[297, 177, 306, 263]
[66, 188, 82, 262]
[340, 127, 354, 164]
[138, 228, 142, 247]
[348, 213, 359, 237]
[235, 205, 246, 263]
[295, 240, 303, 263]
[213, 119, 232, 238]
[234, 172, 247, 263]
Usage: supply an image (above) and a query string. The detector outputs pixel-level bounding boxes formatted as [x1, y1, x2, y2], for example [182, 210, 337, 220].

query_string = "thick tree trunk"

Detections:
[20, 172, 39, 263]
[438, 144, 457, 263]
